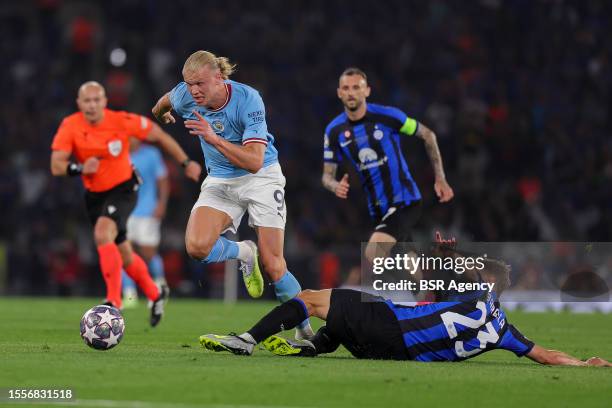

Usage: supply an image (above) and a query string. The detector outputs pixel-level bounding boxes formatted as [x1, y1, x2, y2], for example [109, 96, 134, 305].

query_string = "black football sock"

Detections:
[247, 298, 308, 343]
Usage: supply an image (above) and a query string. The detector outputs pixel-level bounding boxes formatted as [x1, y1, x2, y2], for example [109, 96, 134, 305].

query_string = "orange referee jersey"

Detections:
[51, 109, 152, 192]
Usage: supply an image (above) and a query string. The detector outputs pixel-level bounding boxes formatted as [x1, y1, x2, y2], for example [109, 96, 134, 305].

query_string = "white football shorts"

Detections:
[192, 163, 287, 233]
[126, 216, 161, 247]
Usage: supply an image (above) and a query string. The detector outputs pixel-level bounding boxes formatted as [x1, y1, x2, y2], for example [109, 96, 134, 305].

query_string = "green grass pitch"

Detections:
[1, 297, 611, 408]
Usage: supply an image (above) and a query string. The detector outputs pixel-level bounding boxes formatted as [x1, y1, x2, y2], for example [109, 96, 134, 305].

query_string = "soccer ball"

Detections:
[80, 305, 125, 350]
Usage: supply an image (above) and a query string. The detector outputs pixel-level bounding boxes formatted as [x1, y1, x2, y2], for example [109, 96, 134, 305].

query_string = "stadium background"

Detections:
[1, 0, 610, 299]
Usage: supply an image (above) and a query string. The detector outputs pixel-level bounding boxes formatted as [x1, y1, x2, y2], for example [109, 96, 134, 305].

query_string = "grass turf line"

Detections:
[1, 298, 611, 408]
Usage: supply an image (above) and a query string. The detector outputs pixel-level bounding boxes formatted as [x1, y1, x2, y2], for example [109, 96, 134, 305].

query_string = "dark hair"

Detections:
[482, 257, 512, 294]
[340, 67, 367, 82]
[427, 243, 512, 297]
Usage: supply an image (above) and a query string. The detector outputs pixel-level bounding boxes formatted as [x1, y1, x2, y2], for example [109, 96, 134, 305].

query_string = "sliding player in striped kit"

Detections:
[152, 50, 314, 340]
[200, 258, 612, 367]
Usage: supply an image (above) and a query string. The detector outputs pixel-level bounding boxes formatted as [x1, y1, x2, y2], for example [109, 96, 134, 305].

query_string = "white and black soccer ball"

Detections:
[80, 305, 125, 350]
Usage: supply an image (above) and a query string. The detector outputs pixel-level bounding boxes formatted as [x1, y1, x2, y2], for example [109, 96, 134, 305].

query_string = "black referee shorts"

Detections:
[84, 173, 140, 244]
[372, 200, 422, 242]
[326, 289, 408, 360]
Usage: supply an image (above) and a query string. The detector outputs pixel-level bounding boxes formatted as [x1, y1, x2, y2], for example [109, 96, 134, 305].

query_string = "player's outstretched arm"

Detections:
[322, 162, 349, 199]
[526, 344, 612, 366]
[144, 124, 201, 181]
[152, 93, 176, 125]
[414, 124, 454, 203]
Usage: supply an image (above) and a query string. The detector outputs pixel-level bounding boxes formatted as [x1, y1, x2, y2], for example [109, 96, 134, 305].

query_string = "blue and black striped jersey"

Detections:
[385, 292, 534, 362]
[323, 103, 422, 219]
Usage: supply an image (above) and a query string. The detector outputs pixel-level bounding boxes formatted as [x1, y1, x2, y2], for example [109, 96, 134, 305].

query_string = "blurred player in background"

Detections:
[322, 68, 454, 264]
[50, 81, 202, 326]
[152, 50, 314, 340]
[122, 139, 169, 308]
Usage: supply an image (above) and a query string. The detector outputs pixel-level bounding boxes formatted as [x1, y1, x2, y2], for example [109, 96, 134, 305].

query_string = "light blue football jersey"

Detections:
[130, 145, 167, 217]
[169, 80, 279, 178]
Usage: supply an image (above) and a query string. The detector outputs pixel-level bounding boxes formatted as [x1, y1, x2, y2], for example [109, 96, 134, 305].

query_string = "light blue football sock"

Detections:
[148, 254, 165, 280]
[122, 270, 136, 291]
[202, 236, 239, 264]
[273, 270, 311, 330]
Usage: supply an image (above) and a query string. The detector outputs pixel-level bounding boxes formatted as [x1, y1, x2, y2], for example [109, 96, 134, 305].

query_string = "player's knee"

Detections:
[93, 222, 115, 246]
[185, 236, 215, 260]
[364, 242, 391, 263]
[364, 243, 380, 263]
[93, 231, 110, 246]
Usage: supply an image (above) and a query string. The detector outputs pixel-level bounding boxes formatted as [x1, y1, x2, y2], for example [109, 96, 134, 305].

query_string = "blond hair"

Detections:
[182, 50, 236, 79]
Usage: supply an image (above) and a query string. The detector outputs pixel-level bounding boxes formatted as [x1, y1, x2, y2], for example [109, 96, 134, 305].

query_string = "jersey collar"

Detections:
[209, 82, 232, 112]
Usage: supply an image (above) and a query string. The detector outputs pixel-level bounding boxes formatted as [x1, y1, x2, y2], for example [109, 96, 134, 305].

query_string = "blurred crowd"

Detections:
[1, 0, 610, 296]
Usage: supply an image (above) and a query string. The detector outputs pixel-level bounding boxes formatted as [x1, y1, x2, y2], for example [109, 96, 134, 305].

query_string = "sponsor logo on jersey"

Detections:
[248, 110, 264, 124]
[358, 148, 378, 163]
[108, 140, 122, 157]
[344, 130, 351, 138]
[340, 139, 353, 147]
[358, 147, 388, 170]
[107, 205, 117, 215]
[373, 129, 384, 140]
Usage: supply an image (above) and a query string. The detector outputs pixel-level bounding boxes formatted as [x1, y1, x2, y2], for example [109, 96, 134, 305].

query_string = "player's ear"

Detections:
[337, 87, 342, 99]
[364, 85, 371, 98]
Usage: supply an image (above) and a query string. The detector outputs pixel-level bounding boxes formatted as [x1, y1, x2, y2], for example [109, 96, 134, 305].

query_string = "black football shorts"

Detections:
[372, 200, 422, 242]
[84, 173, 140, 244]
[325, 289, 408, 360]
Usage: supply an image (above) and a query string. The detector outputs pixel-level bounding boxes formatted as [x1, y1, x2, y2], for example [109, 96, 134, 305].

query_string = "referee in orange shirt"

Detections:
[50, 81, 201, 326]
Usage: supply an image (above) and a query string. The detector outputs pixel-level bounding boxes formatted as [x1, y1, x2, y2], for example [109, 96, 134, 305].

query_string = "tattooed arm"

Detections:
[322, 162, 349, 199]
[415, 124, 454, 203]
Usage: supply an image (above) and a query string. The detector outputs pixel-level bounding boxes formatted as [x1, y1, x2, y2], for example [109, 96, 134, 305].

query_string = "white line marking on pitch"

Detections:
[21, 399, 311, 408]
